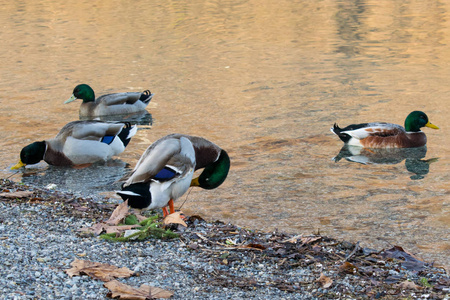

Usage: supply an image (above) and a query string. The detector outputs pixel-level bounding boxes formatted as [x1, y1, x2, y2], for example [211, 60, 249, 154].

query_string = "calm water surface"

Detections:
[0, 0, 448, 266]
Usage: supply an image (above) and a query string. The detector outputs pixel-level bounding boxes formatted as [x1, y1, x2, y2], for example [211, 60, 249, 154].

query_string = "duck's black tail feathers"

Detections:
[139, 90, 153, 104]
[117, 122, 137, 147]
[117, 182, 151, 209]
[331, 123, 369, 143]
[331, 123, 352, 143]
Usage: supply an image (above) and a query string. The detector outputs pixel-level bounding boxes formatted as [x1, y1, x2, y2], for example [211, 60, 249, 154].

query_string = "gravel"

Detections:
[0, 202, 302, 299]
[0, 179, 448, 299]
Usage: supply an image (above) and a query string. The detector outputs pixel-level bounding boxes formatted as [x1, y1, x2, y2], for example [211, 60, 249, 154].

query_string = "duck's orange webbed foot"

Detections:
[168, 199, 175, 214]
[162, 207, 170, 217]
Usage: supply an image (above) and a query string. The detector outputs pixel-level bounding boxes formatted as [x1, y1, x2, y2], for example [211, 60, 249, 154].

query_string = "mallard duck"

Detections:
[331, 111, 439, 148]
[117, 134, 230, 217]
[11, 120, 137, 169]
[64, 84, 154, 117]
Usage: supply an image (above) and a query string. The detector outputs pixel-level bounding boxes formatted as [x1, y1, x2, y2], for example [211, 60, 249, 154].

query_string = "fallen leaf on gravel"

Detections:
[281, 235, 322, 244]
[91, 223, 106, 235]
[163, 212, 187, 227]
[281, 234, 303, 243]
[78, 221, 140, 236]
[78, 223, 105, 235]
[105, 225, 140, 234]
[301, 236, 322, 245]
[104, 280, 173, 299]
[66, 259, 134, 282]
[317, 273, 333, 288]
[381, 246, 425, 271]
[0, 191, 33, 198]
[135, 214, 149, 223]
[396, 280, 423, 290]
[106, 200, 130, 226]
[240, 243, 266, 250]
[339, 261, 358, 274]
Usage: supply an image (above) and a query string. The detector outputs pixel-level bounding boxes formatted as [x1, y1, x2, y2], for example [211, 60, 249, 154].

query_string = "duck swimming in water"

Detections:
[12, 120, 137, 169]
[65, 84, 153, 117]
[331, 111, 439, 148]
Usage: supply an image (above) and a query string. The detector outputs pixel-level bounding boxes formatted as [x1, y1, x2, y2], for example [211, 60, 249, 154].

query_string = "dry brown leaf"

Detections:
[135, 214, 148, 223]
[301, 236, 322, 245]
[106, 200, 130, 226]
[163, 212, 187, 227]
[65, 259, 134, 282]
[104, 280, 173, 299]
[396, 280, 423, 290]
[0, 191, 33, 198]
[91, 223, 106, 235]
[78, 223, 106, 235]
[339, 261, 358, 274]
[239, 243, 266, 251]
[105, 225, 140, 234]
[317, 273, 333, 289]
[78, 222, 140, 236]
[281, 234, 303, 243]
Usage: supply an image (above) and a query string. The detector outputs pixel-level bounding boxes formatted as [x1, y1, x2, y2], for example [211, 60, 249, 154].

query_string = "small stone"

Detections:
[124, 230, 141, 240]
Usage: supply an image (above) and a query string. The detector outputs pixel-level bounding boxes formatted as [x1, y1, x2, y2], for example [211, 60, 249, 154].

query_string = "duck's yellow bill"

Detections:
[64, 94, 77, 104]
[425, 122, 439, 129]
[190, 177, 200, 187]
[11, 160, 25, 170]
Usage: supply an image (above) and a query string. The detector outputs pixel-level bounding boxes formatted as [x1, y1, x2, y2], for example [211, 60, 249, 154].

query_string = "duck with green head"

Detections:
[117, 134, 230, 217]
[331, 111, 439, 148]
[11, 120, 137, 169]
[65, 84, 154, 118]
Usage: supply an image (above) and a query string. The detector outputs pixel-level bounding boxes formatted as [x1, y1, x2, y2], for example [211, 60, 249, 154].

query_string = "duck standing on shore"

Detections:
[117, 134, 230, 217]
[11, 121, 137, 169]
[65, 84, 153, 117]
[331, 111, 439, 148]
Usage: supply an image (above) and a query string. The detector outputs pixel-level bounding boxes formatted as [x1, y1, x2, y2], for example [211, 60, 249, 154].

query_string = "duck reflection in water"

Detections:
[19, 159, 128, 195]
[332, 145, 438, 180]
[80, 110, 153, 126]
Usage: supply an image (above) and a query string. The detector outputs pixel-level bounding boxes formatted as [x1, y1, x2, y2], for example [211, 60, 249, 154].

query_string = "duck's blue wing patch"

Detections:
[154, 167, 177, 181]
[101, 135, 115, 145]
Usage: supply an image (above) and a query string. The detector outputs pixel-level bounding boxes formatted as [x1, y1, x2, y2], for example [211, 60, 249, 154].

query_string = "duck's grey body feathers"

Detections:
[80, 92, 152, 117]
[123, 135, 196, 185]
[118, 133, 228, 212]
[66, 84, 153, 117]
[119, 135, 197, 211]
[32, 121, 135, 166]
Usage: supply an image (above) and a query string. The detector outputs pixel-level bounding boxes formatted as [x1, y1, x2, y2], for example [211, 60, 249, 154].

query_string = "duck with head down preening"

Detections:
[117, 134, 230, 216]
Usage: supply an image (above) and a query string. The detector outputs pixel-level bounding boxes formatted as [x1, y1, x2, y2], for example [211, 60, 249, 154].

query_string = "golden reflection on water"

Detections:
[0, 0, 448, 266]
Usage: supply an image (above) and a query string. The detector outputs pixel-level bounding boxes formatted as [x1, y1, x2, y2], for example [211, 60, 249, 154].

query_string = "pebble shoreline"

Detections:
[0, 201, 316, 299]
[0, 179, 448, 299]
